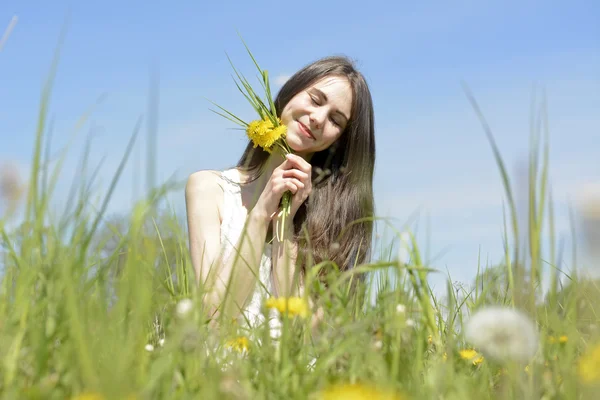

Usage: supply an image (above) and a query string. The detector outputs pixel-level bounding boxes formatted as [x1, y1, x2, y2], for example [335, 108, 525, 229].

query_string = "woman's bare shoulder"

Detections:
[185, 169, 224, 200]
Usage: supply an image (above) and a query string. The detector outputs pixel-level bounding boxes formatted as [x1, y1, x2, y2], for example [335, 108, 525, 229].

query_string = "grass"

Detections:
[0, 45, 599, 400]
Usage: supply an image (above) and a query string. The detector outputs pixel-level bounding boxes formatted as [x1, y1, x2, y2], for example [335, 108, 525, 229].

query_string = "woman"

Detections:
[185, 55, 376, 327]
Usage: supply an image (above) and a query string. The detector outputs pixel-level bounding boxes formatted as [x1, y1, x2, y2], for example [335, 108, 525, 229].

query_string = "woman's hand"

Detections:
[282, 154, 312, 218]
[254, 154, 312, 221]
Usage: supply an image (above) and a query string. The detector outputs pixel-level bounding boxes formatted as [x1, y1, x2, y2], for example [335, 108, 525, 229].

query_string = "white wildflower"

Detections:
[158, 338, 165, 347]
[406, 318, 415, 328]
[145, 344, 154, 352]
[396, 304, 406, 314]
[373, 340, 383, 350]
[307, 357, 317, 371]
[465, 306, 538, 363]
[176, 298, 193, 318]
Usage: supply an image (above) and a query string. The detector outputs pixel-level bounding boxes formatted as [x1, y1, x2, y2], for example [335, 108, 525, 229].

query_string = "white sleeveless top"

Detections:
[218, 168, 281, 336]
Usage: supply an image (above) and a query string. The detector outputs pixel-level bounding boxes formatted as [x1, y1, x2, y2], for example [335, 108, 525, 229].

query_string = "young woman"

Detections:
[185, 55, 376, 328]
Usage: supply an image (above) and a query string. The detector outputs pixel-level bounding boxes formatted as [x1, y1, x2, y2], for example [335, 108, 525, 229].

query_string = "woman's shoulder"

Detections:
[185, 169, 225, 200]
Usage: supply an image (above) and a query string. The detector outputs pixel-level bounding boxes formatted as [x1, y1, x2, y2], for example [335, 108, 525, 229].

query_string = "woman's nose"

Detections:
[310, 109, 326, 129]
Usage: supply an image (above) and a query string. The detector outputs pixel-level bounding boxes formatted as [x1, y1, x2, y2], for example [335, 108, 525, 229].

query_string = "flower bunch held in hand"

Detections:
[464, 306, 539, 364]
[209, 36, 294, 240]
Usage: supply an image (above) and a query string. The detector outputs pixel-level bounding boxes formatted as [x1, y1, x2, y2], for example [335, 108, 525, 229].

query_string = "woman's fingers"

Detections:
[276, 178, 304, 195]
[282, 168, 309, 182]
[279, 154, 311, 174]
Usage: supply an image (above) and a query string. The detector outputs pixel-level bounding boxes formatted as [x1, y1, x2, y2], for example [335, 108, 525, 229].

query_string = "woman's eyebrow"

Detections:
[312, 88, 349, 122]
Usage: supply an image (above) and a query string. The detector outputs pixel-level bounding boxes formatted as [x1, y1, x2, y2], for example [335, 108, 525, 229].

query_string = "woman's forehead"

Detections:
[311, 76, 350, 90]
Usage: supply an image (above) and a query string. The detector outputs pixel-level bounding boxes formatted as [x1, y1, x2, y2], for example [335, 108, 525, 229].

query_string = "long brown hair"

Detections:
[237, 55, 376, 279]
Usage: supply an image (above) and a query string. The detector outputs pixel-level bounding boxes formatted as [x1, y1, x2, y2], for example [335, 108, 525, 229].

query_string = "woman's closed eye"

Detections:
[310, 95, 341, 127]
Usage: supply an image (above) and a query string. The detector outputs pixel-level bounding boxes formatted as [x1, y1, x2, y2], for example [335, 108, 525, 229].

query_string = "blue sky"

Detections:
[1, 0, 599, 290]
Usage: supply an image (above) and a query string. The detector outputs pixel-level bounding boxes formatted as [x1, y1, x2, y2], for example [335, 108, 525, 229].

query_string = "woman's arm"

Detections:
[185, 170, 271, 318]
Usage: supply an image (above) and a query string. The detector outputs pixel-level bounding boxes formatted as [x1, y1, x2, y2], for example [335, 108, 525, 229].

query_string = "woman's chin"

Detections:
[286, 136, 307, 152]
[287, 143, 312, 158]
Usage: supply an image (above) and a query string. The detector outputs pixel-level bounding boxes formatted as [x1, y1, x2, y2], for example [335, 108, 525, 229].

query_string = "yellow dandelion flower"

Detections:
[316, 383, 404, 400]
[459, 349, 484, 366]
[578, 342, 600, 384]
[265, 297, 279, 309]
[265, 296, 308, 318]
[548, 335, 568, 345]
[459, 349, 478, 360]
[72, 393, 104, 400]
[246, 118, 287, 153]
[226, 336, 249, 353]
[559, 335, 568, 344]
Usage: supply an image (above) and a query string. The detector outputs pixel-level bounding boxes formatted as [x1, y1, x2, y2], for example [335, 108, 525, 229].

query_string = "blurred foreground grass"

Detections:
[0, 50, 599, 400]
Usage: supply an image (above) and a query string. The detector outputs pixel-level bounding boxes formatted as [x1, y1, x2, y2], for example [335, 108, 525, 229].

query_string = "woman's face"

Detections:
[280, 76, 353, 158]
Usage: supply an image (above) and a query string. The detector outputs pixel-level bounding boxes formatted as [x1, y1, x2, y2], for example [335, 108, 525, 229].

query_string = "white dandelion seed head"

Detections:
[158, 338, 165, 347]
[465, 306, 539, 363]
[396, 304, 406, 314]
[144, 344, 154, 352]
[176, 298, 193, 318]
[373, 340, 383, 350]
[406, 318, 416, 328]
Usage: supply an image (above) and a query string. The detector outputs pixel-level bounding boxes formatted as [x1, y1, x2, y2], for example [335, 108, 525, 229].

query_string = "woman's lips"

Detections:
[298, 121, 315, 140]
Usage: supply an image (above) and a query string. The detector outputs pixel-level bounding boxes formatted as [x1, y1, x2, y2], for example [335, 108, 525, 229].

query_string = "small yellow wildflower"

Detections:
[427, 335, 432, 345]
[578, 342, 600, 384]
[72, 394, 104, 400]
[226, 336, 249, 353]
[548, 335, 568, 345]
[459, 349, 484, 366]
[316, 383, 403, 400]
[265, 296, 308, 318]
[459, 349, 478, 360]
[246, 118, 287, 153]
[559, 335, 568, 344]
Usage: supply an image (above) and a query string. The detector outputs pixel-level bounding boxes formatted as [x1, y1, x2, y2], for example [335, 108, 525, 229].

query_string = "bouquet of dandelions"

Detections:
[209, 39, 294, 241]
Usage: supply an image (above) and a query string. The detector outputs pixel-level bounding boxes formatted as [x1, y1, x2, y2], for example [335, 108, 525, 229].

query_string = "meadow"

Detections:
[1, 47, 599, 400]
